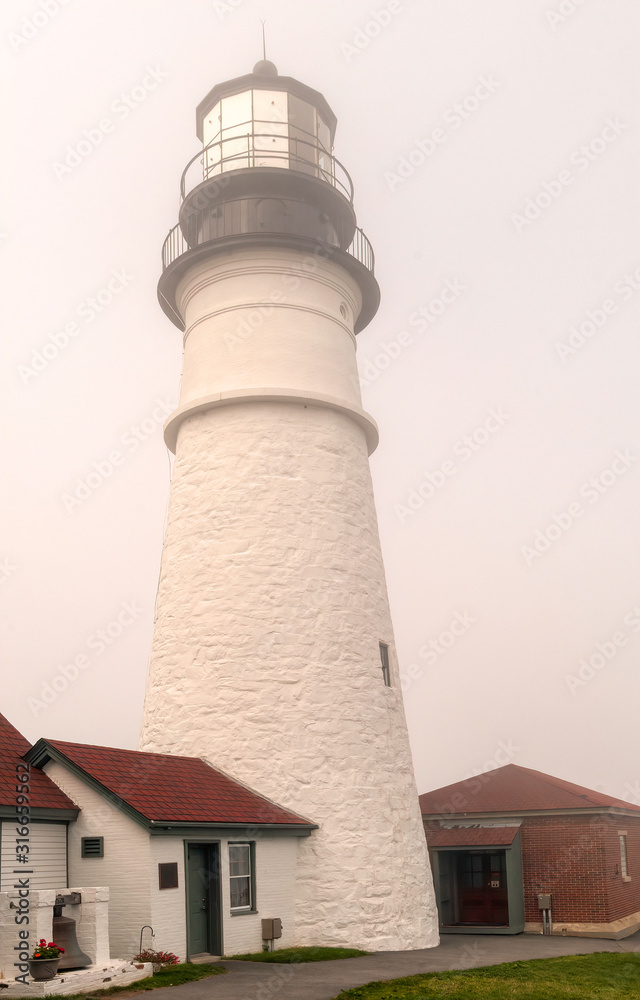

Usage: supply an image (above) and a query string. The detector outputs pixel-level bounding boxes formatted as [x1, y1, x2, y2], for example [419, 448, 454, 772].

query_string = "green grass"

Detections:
[226, 945, 370, 963]
[331, 953, 640, 999]
[33, 962, 225, 999]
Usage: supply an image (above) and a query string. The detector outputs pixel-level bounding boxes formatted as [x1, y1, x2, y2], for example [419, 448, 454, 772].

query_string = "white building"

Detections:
[1, 713, 315, 962]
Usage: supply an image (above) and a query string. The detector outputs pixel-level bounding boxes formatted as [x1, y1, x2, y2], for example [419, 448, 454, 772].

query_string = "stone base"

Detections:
[524, 909, 640, 940]
[0, 960, 153, 997]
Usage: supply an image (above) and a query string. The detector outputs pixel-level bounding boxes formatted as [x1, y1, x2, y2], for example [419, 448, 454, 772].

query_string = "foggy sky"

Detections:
[1, 0, 637, 804]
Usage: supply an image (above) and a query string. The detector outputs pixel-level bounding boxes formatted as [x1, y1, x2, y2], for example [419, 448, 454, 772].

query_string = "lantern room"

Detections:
[159, 63, 379, 334]
[195, 60, 338, 189]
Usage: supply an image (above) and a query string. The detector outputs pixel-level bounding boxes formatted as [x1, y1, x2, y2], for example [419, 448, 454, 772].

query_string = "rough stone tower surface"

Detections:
[139, 62, 439, 950]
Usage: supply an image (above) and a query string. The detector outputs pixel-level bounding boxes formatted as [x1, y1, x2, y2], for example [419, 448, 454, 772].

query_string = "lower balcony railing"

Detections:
[161, 206, 375, 275]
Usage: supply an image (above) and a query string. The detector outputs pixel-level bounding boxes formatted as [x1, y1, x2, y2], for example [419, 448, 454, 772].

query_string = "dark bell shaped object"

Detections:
[52, 914, 92, 970]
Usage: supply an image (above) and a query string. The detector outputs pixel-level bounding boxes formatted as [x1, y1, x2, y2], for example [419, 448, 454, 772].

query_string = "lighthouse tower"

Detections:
[140, 61, 438, 950]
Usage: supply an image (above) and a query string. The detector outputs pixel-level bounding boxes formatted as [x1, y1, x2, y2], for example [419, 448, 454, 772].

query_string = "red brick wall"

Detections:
[521, 814, 640, 925]
[424, 813, 640, 927]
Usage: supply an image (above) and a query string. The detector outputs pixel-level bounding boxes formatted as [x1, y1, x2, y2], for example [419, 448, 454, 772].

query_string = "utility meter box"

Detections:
[537, 893, 552, 909]
[261, 917, 283, 940]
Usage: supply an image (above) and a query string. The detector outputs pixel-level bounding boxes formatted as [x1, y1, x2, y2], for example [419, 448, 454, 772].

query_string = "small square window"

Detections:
[158, 862, 179, 889]
[379, 642, 391, 686]
[81, 836, 104, 858]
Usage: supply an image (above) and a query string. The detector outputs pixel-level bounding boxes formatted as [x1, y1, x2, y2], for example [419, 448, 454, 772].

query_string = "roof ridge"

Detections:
[505, 764, 632, 808]
[47, 738, 203, 763]
[419, 762, 640, 814]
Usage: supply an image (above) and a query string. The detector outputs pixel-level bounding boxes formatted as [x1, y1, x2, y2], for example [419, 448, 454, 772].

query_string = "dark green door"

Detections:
[186, 843, 221, 957]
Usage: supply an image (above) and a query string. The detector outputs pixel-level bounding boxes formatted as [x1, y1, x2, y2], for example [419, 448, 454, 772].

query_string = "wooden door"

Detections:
[186, 843, 222, 957]
[456, 851, 509, 925]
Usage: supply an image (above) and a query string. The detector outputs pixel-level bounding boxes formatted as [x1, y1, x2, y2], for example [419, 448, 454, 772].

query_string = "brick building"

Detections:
[420, 764, 640, 939]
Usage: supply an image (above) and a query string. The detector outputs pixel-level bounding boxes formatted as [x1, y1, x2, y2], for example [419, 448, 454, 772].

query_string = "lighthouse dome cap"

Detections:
[252, 59, 278, 76]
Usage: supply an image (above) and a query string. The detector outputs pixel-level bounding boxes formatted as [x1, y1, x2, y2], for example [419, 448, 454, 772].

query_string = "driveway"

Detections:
[147, 932, 640, 1000]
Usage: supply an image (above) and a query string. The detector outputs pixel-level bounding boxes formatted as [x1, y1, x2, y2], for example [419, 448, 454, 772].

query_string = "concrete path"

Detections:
[144, 932, 640, 1000]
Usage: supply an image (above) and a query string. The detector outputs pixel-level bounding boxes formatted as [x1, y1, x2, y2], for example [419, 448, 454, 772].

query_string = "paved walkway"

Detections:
[146, 931, 640, 1000]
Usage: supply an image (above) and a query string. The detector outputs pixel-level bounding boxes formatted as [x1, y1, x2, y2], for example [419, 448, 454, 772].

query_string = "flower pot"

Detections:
[28, 958, 60, 981]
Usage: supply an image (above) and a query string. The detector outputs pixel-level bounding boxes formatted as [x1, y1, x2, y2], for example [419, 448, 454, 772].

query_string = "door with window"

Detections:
[456, 851, 509, 925]
[186, 843, 221, 957]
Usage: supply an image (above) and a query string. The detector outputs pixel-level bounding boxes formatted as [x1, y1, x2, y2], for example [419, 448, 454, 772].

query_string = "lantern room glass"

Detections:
[200, 89, 334, 184]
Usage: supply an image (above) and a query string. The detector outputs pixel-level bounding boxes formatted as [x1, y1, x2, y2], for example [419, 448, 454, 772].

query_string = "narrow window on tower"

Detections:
[379, 642, 391, 686]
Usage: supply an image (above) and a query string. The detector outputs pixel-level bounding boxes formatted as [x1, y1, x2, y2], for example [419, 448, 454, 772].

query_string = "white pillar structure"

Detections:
[140, 61, 438, 950]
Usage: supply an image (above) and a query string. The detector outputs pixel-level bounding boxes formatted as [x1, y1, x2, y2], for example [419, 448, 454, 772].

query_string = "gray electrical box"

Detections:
[537, 893, 552, 909]
[261, 917, 283, 940]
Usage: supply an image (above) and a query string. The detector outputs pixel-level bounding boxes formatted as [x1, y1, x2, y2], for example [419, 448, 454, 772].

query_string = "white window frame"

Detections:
[229, 842, 255, 911]
[619, 831, 631, 881]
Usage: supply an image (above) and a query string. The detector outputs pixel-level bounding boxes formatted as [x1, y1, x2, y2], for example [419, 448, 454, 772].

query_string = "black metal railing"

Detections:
[180, 127, 354, 205]
[161, 209, 375, 275]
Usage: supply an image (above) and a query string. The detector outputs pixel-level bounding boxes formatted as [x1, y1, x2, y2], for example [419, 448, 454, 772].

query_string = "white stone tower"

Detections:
[140, 61, 438, 950]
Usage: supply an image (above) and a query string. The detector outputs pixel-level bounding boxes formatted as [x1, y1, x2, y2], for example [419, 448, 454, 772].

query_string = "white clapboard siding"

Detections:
[1, 821, 67, 891]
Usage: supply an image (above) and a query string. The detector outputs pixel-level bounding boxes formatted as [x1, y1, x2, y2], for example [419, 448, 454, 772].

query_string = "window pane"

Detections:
[253, 90, 288, 129]
[217, 92, 253, 170]
[620, 835, 629, 877]
[203, 101, 221, 147]
[253, 90, 289, 167]
[221, 92, 252, 134]
[230, 876, 251, 908]
[229, 856, 250, 877]
[289, 95, 315, 138]
[229, 844, 250, 875]
[318, 116, 331, 152]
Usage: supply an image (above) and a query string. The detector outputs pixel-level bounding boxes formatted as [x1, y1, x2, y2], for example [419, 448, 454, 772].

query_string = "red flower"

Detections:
[59, 948, 65, 953]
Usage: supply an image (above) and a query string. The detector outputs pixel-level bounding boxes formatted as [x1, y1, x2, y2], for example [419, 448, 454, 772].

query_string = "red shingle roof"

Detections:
[0, 714, 78, 811]
[41, 739, 314, 827]
[426, 826, 520, 848]
[419, 764, 640, 817]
